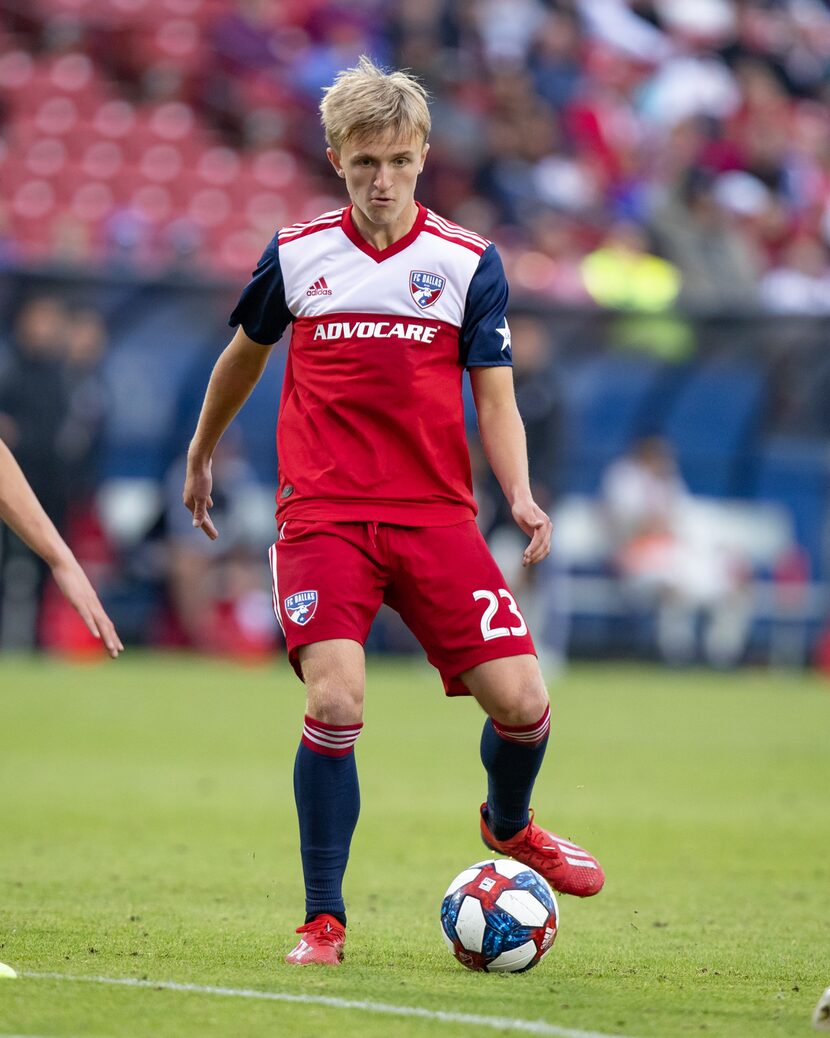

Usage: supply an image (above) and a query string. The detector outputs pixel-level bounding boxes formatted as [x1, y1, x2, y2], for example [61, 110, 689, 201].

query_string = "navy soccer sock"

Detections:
[480, 706, 551, 841]
[293, 715, 362, 927]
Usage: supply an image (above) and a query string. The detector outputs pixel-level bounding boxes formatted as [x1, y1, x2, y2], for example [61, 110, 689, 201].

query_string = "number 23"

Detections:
[472, 589, 527, 641]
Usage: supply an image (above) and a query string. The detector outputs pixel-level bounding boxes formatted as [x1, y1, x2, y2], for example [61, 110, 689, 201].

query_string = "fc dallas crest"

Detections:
[284, 590, 318, 625]
[410, 270, 446, 309]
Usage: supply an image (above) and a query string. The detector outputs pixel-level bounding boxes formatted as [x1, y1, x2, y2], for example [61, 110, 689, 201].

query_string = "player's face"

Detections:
[328, 130, 429, 245]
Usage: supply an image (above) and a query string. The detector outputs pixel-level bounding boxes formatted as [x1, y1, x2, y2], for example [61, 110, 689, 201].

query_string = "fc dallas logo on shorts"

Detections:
[284, 590, 318, 625]
[410, 270, 446, 309]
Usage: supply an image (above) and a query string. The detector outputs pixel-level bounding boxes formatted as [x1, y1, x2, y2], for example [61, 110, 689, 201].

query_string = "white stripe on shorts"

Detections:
[268, 543, 286, 636]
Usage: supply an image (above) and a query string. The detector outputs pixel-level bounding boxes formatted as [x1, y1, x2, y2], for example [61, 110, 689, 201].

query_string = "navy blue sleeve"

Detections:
[228, 232, 293, 346]
[460, 243, 512, 368]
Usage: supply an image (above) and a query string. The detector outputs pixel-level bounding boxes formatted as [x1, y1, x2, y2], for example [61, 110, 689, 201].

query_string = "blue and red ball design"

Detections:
[440, 859, 558, 972]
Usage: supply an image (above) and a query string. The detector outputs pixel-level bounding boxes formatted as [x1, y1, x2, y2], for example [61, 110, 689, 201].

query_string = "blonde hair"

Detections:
[320, 55, 430, 153]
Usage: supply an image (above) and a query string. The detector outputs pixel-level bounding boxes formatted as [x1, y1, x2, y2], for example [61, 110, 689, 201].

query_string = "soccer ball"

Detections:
[440, 859, 558, 973]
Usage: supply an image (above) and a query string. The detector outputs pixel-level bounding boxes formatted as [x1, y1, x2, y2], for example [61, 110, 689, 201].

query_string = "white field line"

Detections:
[22, 971, 634, 1038]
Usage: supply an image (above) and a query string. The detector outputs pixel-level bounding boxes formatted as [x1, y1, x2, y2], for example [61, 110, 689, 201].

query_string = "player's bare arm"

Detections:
[470, 365, 552, 567]
[0, 437, 123, 658]
[184, 327, 273, 540]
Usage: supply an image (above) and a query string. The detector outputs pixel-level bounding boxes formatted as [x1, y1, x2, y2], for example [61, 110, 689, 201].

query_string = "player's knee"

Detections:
[489, 678, 549, 728]
[305, 682, 364, 726]
[299, 641, 365, 724]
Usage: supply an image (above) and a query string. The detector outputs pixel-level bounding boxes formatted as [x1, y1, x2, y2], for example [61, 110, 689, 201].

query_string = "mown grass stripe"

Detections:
[22, 971, 632, 1038]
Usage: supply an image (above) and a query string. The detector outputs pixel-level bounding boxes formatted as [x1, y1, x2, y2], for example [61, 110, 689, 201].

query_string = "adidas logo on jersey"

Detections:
[306, 276, 332, 296]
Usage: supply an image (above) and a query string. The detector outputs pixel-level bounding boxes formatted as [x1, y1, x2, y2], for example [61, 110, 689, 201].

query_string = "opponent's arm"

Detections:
[0, 438, 123, 657]
[470, 365, 552, 567]
[184, 327, 273, 539]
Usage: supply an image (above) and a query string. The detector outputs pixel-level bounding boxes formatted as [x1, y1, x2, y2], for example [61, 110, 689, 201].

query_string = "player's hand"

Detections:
[183, 457, 218, 540]
[511, 497, 552, 567]
[51, 557, 124, 658]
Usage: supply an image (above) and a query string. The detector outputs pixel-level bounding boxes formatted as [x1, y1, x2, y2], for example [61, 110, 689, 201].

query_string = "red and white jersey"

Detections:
[229, 202, 512, 525]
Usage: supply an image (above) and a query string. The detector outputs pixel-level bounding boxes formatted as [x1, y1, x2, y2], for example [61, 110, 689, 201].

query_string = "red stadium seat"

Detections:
[130, 182, 175, 224]
[196, 145, 242, 187]
[23, 137, 69, 179]
[6, 68, 58, 115]
[0, 159, 31, 202]
[250, 148, 300, 191]
[0, 49, 35, 97]
[120, 116, 210, 165]
[213, 224, 266, 275]
[244, 190, 287, 236]
[187, 186, 232, 229]
[48, 51, 96, 94]
[92, 99, 139, 140]
[33, 95, 81, 137]
[46, 54, 108, 116]
[146, 101, 197, 142]
[10, 180, 58, 253]
[48, 162, 91, 202]
[108, 165, 149, 204]
[131, 19, 208, 75]
[154, 17, 202, 61]
[68, 180, 117, 224]
[11, 57, 107, 121]
[139, 142, 184, 183]
[81, 139, 126, 180]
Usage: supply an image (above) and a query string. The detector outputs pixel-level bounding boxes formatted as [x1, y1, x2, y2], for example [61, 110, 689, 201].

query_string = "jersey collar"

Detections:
[341, 202, 427, 263]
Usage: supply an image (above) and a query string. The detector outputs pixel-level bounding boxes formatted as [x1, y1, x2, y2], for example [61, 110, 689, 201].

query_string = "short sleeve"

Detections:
[228, 233, 293, 345]
[460, 244, 512, 368]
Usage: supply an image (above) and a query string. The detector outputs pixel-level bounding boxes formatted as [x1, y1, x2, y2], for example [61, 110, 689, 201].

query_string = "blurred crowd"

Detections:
[0, 293, 279, 655]
[0, 288, 823, 667]
[0, 295, 108, 648]
[2, 1, 830, 310]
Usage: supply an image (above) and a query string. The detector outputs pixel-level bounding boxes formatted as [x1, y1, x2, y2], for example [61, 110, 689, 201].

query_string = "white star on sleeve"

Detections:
[496, 319, 512, 355]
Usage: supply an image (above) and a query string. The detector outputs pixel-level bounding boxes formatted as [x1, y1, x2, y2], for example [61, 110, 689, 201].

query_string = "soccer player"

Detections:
[183, 56, 604, 966]
[0, 437, 122, 658]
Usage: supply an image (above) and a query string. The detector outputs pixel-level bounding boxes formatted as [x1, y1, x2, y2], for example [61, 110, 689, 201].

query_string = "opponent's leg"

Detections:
[463, 654, 604, 898]
[287, 638, 364, 965]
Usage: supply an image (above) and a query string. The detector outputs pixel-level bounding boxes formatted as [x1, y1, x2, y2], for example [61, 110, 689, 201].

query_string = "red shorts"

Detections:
[268, 520, 536, 695]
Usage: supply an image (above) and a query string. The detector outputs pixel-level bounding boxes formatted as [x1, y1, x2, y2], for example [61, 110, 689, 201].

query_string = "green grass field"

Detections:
[1, 654, 828, 1038]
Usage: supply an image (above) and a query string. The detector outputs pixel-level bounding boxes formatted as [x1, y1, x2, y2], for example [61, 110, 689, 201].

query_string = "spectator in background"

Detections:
[579, 220, 693, 360]
[0, 296, 73, 648]
[60, 306, 109, 503]
[163, 432, 275, 657]
[650, 167, 760, 309]
[528, 8, 584, 112]
[581, 220, 681, 311]
[601, 436, 750, 667]
[503, 212, 591, 304]
[760, 234, 830, 314]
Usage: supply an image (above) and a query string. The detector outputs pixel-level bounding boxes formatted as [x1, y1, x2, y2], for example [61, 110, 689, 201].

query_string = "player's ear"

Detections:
[327, 147, 345, 178]
[419, 142, 429, 173]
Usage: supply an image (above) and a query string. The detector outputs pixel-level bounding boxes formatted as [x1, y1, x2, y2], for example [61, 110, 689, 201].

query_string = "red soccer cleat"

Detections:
[480, 804, 605, 898]
[285, 914, 346, 966]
